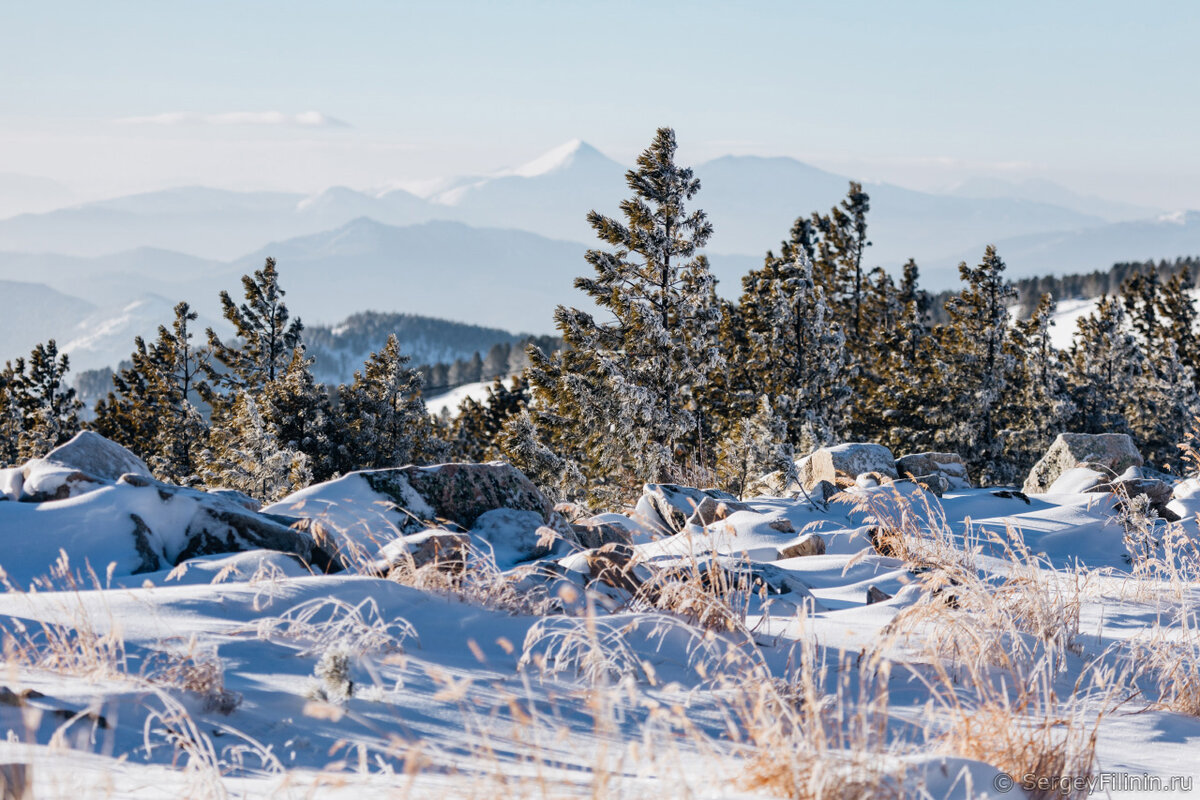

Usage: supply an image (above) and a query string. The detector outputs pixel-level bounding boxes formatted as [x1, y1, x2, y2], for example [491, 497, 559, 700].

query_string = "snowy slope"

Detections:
[425, 380, 494, 417]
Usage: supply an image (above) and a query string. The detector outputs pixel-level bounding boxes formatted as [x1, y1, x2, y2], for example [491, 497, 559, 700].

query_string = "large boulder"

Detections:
[1023, 433, 1144, 495]
[798, 443, 898, 490]
[895, 452, 971, 490]
[19, 431, 152, 502]
[641, 484, 709, 532]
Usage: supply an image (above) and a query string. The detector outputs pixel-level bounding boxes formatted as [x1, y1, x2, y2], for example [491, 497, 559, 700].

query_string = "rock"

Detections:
[869, 526, 904, 558]
[641, 484, 709, 532]
[1045, 467, 1106, 494]
[777, 534, 826, 559]
[359, 462, 552, 532]
[798, 443, 898, 490]
[206, 488, 263, 512]
[373, 530, 471, 575]
[584, 543, 643, 594]
[767, 517, 796, 534]
[905, 473, 951, 496]
[19, 431, 152, 502]
[1023, 433, 1143, 494]
[0, 762, 29, 800]
[866, 585, 893, 604]
[632, 493, 673, 535]
[686, 496, 752, 527]
[895, 452, 971, 489]
[570, 517, 633, 549]
[1087, 476, 1176, 520]
[990, 489, 1031, 504]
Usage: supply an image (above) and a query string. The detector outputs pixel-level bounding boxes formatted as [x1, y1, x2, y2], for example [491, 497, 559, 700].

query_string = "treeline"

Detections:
[4, 127, 1199, 507]
[418, 335, 561, 396]
[928, 256, 1200, 324]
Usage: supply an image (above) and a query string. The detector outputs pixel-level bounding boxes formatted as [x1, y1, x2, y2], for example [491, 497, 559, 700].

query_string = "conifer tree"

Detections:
[1067, 296, 1141, 435]
[0, 362, 23, 465]
[715, 396, 793, 500]
[935, 246, 1017, 482]
[338, 334, 429, 471]
[1157, 269, 1200, 386]
[524, 127, 723, 500]
[3, 341, 82, 460]
[999, 293, 1075, 481]
[206, 258, 303, 393]
[93, 303, 212, 484]
[262, 348, 336, 481]
[450, 374, 530, 462]
[814, 182, 871, 342]
[202, 394, 310, 502]
[736, 247, 849, 451]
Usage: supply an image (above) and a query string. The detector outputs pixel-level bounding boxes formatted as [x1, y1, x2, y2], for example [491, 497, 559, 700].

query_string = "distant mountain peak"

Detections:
[506, 139, 608, 178]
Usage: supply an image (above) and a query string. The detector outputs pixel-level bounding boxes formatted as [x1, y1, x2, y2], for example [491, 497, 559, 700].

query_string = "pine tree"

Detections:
[1067, 296, 1141, 435]
[93, 303, 212, 484]
[935, 246, 1017, 482]
[524, 127, 723, 501]
[999, 293, 1075, 482]
[0, 362, 23, 465]
[4, 341, 82, 460]
[262, 348, 336, 481]
[814, 182, 871, 342]
[736, 247, 850, 451]
[206, 257, 303, 393]
[202, 394, 310, 502]
[715, 396, 794, 500]
[338, 334, 429, 471]
[1157, 268, 1200, 387]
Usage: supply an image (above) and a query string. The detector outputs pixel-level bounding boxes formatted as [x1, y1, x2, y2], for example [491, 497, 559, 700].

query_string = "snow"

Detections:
[4, 467, 1200, 795]
[424, 380, 494, 416]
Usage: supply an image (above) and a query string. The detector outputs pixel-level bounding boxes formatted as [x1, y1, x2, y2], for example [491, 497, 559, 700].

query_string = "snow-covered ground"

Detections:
[2, 437, 1200, 797]
[425, 380, 494, 417]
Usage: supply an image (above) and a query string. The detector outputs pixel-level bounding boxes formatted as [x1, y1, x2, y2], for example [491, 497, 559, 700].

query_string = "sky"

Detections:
[2, 0, 1199, 207]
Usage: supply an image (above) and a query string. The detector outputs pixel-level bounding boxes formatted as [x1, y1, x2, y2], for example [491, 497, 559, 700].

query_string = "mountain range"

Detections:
[2, 138, 1197, 376]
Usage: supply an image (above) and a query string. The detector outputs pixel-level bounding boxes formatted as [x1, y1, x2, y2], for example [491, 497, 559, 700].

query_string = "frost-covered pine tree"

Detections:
[338, 334, 429, 471]
[524, 128, 723, 500]
[206, 258, 303, 394]
[715, 396, 795, 500]
[5, 341, 82, 460]
[202, 394, 311, 502]
[1067, 295, 1142, 435]
[935, 246, 1017, 483]
[1129, 337, 1198, 471]
[0, 362, 24, 465]
[262, 348, 336, 481]
[450, 374, 530, 462]
[813, 182, 871, 343]
[999, 293, 1075, 483]
[737, 247, 849, 451]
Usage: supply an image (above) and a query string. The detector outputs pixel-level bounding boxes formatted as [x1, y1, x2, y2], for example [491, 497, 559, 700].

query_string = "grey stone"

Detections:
[570, 517, 633, 549]
[798, 443, 898, 490]
[866, 585, 893, 604]
[1023, 433, 1143, 494]
[641, 484, 709, 532]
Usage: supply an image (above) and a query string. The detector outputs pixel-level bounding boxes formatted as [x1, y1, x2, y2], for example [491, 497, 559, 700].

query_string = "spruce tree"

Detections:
[524, 127, 723, 500]
[338, 334, 429, 471]
[0, 362, 23, 465]
[450, 374, 530, 462]
[813, 182, 871, 342]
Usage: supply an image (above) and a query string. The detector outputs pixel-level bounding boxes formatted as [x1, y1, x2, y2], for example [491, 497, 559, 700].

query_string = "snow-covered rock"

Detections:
[799, 443, 897, 490]
[1046, 467, 1107, 495]
[267, 462, 553, 568]
[470, 507, 549, 566]
[0, 479, 332, 584]
[1024, 433, 1143, 494]
[641, 484, 710, 532]
[19, 431, 152, 502]
[372, 530, 470, 574]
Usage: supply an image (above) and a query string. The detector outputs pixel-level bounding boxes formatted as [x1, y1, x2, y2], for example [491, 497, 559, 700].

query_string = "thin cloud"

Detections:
[116, 111, 351, 128]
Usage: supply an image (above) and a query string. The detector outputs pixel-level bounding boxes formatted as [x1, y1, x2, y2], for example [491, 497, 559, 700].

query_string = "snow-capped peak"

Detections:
[506, 139, 601, 178]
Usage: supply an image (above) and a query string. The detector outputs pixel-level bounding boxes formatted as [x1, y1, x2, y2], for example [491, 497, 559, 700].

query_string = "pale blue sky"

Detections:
[2, 0, 1198, 206]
